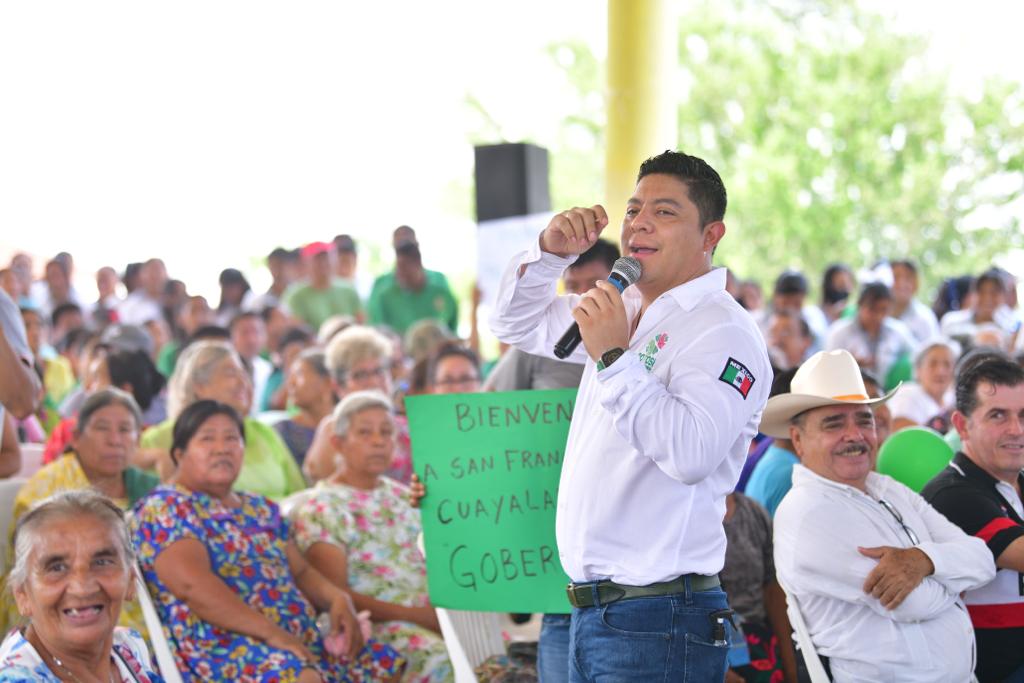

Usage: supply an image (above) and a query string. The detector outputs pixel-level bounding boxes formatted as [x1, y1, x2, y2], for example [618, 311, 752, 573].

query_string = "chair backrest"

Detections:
[0, 477, 27, 576]
[415, 533, 506, 682]
[278, 488, 317, 518]
[780, 583, 831, 683]
[16, 443, 44, 478]
[437, 608, 506, 682]
[134, 566, 185, 683]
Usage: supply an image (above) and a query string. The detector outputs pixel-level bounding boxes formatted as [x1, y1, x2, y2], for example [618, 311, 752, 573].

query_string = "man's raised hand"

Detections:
[539, 205, 610, 257]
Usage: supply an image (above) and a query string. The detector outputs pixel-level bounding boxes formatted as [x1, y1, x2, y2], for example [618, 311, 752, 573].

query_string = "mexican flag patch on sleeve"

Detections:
[719, 357, 755, 399]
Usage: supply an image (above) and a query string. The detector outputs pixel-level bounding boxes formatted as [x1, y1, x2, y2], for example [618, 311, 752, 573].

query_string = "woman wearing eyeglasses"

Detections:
[303, 326, 413, 485]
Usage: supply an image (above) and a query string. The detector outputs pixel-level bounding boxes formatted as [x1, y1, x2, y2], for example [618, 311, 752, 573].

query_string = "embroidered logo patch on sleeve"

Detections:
[719, 357, 755, 399]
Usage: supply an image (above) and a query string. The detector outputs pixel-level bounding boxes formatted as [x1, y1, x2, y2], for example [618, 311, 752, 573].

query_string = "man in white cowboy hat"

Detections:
[766, 349, 995, 683]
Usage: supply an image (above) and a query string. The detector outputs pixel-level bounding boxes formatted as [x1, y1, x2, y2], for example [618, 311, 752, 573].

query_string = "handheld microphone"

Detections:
[553, 256, 642, 359]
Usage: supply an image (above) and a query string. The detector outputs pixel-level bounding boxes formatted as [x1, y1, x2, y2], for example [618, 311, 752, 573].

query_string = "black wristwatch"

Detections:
[597, 347, 625, 371]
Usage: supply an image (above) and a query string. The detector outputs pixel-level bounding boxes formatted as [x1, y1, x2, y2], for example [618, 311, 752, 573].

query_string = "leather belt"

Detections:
[566, 574, 720, 608]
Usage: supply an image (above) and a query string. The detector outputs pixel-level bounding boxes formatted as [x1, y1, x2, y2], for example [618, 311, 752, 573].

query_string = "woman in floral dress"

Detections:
[131, 399, 405, 683]
[290, 391, 453, 683]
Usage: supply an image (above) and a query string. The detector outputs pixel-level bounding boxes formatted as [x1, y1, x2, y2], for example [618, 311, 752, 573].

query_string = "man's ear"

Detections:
[703, 221, 726, 252]
[951, 410, 969, 446]
[789, 424, 804, 457]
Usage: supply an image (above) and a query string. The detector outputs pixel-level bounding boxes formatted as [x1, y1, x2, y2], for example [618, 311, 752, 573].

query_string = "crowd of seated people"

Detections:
[1, 233, 1022, 682]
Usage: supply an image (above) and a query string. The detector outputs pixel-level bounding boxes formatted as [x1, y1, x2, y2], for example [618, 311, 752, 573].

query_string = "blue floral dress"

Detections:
[0, 627, 162, 682]
[131, 484, 405, 682]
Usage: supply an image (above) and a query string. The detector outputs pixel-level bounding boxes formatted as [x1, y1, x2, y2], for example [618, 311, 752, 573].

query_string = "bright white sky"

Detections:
[0, 0, 1020, 302]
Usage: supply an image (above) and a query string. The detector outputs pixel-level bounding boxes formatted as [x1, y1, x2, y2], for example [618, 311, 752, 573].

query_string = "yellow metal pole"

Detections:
[604, 0, 677, 245]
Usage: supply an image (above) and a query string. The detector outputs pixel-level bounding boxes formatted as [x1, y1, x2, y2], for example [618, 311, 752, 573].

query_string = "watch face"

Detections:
[602, 348, 625, 366]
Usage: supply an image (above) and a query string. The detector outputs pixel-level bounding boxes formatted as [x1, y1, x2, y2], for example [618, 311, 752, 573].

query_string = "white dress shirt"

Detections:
[886, 381, 953, 425]
[775, 465, 995, 683]
[898, 298, 941, 343]
[826, 317, 915, 382]
[490, 241, 771, 585]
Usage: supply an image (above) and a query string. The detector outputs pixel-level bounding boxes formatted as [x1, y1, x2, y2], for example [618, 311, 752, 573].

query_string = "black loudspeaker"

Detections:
[474, 143, 551, 222]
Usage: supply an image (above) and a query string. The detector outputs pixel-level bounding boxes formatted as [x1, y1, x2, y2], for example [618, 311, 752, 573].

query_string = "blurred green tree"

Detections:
[467, 0, 1024, 298]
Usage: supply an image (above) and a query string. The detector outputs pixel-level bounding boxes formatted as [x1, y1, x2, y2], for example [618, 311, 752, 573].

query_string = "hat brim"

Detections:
[758, 384, 901, 439]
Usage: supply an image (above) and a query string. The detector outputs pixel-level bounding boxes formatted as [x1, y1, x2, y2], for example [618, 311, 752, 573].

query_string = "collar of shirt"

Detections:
[791, 463, 891, 501]
[623, 266, 726, 314]
[950, 451, 1024, 519]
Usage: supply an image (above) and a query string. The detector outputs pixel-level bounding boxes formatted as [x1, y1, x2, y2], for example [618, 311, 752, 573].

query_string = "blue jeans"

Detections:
[538, 613, 572, 682]
[568, 579, 730, 683]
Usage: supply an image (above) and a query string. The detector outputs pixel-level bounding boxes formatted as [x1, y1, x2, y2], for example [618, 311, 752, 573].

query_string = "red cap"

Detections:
[301, 241, 331, 258]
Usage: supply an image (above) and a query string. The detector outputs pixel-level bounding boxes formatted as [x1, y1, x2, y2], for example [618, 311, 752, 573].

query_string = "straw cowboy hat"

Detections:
[759, 349, 900, 438]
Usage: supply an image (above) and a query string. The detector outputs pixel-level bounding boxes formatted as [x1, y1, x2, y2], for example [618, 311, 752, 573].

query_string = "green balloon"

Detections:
[876, 427, 954, 493]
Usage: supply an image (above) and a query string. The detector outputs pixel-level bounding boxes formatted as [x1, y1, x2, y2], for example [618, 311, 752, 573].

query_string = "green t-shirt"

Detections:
[367, 269, 458, 336]
[284, 281, 362, 331]
[141, 417, 307, 500]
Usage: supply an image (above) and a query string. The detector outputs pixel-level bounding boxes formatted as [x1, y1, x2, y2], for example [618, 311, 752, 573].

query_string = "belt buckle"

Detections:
[566, 583, 582, 608]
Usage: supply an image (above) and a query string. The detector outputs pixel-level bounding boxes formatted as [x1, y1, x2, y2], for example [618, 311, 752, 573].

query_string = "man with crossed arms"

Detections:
[766, 349, 995, 682]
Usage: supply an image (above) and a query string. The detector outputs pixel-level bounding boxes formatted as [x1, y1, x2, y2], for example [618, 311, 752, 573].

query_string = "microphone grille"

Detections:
[611, 256, 642, 285]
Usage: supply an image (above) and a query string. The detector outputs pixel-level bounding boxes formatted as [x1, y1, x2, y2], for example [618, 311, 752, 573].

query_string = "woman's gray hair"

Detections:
[325, 326, 391, 384]
[333, 390, 393, 438]
[75, 387, 143, 436]
[167, 340, 243, 419]
[6, 490, 134, 594]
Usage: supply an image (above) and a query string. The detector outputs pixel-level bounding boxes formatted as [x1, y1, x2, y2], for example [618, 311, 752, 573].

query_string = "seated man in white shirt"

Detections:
[763, 349, 996, 683]
[826, 282, 915, 384]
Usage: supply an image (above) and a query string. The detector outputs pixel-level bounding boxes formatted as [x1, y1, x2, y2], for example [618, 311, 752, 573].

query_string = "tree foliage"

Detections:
[486, 0, 1024, 295]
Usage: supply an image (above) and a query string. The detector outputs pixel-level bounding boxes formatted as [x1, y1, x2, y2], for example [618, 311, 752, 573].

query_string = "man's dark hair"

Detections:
[267, 247, 291, 262]
[857, 282, 892, 307]
[570, 239, 620, 272]
[276, 325, 314, 354]
[770, 367, 798, 398]
[51, 302, 82, 329]
[774, 270, 808, 297]
[954, 348, 1024, 416]
[636, 150, 727, 226]
[228, 311, 262, 332]
[183, 325, 231, 352]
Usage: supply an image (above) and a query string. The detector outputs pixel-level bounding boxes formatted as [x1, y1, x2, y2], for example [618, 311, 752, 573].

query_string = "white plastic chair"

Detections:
[134, 566, 185, 683]
[416, 534, 506, 682]
[278, 488, 317, 517]
[780, 583, 830, 683]
[15, 443, 44, 478]
[0, 477, 27, 576]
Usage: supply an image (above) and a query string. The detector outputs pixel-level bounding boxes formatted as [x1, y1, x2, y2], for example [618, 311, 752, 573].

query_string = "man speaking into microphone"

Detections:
[491, 151, 771, 681]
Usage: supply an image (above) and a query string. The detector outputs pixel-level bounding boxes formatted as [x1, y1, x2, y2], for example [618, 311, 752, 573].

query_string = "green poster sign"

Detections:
[406, 388, 575, 614]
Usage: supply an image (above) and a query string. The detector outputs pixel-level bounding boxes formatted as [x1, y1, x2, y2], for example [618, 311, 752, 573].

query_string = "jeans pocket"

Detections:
[599, 598, 672, 639]
[682, 632, 729, 683]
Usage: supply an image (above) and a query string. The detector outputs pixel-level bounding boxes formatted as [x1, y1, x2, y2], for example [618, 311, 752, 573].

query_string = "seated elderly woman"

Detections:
[139, 340, 305, 499]
[0, 490, 162, 682]
[887, 338, 961, 432]
[1, 388, 159, 636]
[291, 391, 453, 683]
[132, 399, 405, 683]
[303, 326, 412, 484]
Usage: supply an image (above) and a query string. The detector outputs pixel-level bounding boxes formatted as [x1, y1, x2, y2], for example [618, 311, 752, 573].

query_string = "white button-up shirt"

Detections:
[775, 465, 996, 683]
[490, 241, 771, 585]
